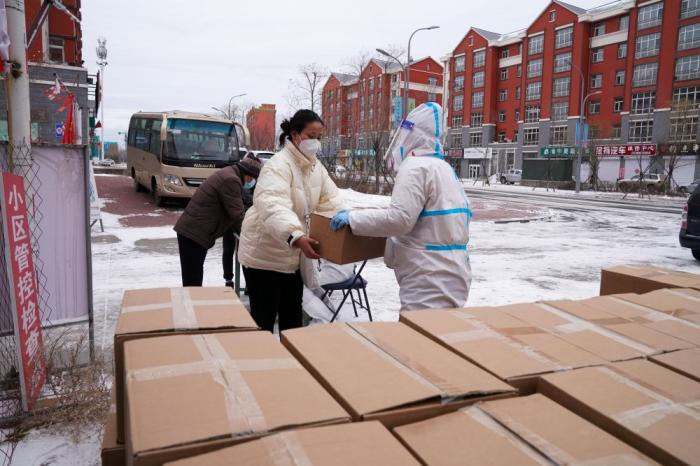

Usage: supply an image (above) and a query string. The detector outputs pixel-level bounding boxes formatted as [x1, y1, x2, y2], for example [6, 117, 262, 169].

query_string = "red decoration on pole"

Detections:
[1, 172, 46, 411]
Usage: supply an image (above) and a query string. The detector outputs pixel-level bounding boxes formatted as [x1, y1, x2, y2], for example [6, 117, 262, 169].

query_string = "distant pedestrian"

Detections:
[238, 110, 345, 332]
[174, 155, 262, 286]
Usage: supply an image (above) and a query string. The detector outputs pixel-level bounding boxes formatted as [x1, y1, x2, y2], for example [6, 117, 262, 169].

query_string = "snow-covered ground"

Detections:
[7, 187, 698, 465]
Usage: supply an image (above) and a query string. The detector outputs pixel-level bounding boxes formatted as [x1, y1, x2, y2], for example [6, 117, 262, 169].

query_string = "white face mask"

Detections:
[298, 138, 321, 158]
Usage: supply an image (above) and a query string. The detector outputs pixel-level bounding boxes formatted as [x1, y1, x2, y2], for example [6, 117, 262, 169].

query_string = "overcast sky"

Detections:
[81, 0, 607, 145]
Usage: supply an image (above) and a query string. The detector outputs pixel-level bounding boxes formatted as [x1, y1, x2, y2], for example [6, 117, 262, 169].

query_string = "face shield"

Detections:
[384, 102, 445, 173]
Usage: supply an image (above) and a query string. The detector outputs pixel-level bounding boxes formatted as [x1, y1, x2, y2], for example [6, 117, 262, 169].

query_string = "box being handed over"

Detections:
[309, 212, 386, 264]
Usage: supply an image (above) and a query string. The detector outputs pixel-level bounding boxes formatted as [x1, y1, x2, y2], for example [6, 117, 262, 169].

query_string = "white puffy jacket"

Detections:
[238, 142, 344, 274]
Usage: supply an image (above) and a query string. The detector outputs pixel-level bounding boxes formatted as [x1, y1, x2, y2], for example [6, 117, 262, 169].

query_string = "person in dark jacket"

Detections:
[174, 155, 262, 286]
[222, 182, 254, 287]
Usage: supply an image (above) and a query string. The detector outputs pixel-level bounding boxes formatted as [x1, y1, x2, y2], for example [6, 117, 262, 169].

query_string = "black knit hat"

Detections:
[238, 154, 262, 178]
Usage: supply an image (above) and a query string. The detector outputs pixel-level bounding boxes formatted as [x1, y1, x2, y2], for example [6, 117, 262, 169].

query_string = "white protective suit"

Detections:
[348, 103, 472, 311]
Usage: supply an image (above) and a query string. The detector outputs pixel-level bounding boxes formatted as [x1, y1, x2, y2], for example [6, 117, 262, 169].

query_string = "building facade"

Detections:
[444, 0, 700, 184]
[246, 103, 276, 151]
[321, 57, 443, 158]
[0, 0, 91, 144]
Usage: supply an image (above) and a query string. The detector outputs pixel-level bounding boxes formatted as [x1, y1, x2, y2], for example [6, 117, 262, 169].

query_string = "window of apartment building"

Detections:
[620, 15, 630, 31]
[368, 109, 374, 125]
[498, 110, 507, 122]
[526, 82, 542, 100]
[471, 112, 483, 127]
[552, 101, 569, 121]
[681, 0, 700, 19]
[498, 131, 507, 142]
[48, 36, 64, 63]
[638, 2, 663, 29]
[454, 95, 464, 111]
[516, 64, 522, 77]
[615, 70, 626, 85]
[549, 10, 557, 22]
[452, 115, 463, 127]
[515, 109, 521, 121]
[589, 125, 600, 140]
[428, 93, 437, 101]
[469, 36, 474, 46]
[670, 116, 699, 141]
[676, 55, 700, 80]
[592, 48, 604, 63]
[514, 133, 519, 143]
[500, 68, 508, 80]
[454, 76, 465, 91]
[470, 131, 483, 147]
[428, 77, 438, 87]
[501, 48, 510, 59]
[618, 43, 628, 58]
[527, 58, 543, 78]
[523, 128, 540, 145]
[591, 74, 603, 89]
[629, 119, 654, 142]
[555, 26, 573, 49]
[473, 50, 486, 68]
[589, 100, 601, 114]
[455, 55, 465, 72]
[553, 77, 570, 97]
[516, 86, 521, 99]
[678, 24, 700, 51]
[554, 52, 572, 72]
[451, 132, 463, 148]
[499, 89, 508, 101]
[473, 71, 485, 88]
[529, 34, 544, 55]
[673, 86, 700, 105]
[631, 91, 656, 114]
[550, 126, 568, 145]
[525, 105, 540, 122]
[612, 124, 622, 139]
[369, 78, 374, 90]
[593, 22, 606, 37]
[633, 63, 658, 86]
[369, 94, 373, 106]
[472, 91, 484, 108]
[614, 97, 624, 112]
[636, 33, 661, 58]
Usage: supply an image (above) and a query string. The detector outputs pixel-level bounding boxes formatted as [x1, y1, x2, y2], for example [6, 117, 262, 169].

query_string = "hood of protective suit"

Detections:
[385, 102, 444, 172]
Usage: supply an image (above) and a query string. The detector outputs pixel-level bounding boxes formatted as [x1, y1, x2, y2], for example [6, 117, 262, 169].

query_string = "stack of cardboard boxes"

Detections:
[101, 264, 700, 465]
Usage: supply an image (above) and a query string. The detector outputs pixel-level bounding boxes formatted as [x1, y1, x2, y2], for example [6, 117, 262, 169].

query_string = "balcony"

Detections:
[590, 29, 628, 49]
[499, 54, 522, 68]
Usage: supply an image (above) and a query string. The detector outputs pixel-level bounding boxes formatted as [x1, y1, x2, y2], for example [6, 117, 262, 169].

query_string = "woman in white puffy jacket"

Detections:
[238, 110, 344, 332]
[331, 103, 472, 311]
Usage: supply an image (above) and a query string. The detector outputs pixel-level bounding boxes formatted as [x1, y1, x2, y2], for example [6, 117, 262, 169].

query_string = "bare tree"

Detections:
[661, 97, 698, 195]
[584, 119, 614, 192]
[286, 63, 327, 113]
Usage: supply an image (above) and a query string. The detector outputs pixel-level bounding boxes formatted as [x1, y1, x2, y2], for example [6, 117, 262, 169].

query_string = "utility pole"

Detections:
[6, 0, 32, 168]
[404, 26, 439, 119]
[96, 37, 107, 160]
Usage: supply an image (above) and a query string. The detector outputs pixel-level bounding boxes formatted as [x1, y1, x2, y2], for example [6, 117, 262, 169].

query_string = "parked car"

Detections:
[617, 173, 666, 193]
[680, 183, 700, 261]
[334, 164, 347, 177]
[499, 169, 522, 185]
[246, 150, 275, 164]
[679, 179, 700, 194]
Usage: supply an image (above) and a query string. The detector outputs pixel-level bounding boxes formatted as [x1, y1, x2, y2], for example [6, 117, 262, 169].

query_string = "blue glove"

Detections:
[330, 209, 350, 231]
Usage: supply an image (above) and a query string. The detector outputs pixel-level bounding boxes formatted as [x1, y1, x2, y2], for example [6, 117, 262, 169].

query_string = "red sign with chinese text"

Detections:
[1, 172, 45, 411]
[594, 144, 657, 157]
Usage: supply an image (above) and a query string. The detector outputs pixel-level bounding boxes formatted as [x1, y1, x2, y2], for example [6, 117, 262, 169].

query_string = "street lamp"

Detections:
[96, 37, 108, 160]
[212, 93, 247, 121]
[377, 26, 439, 120]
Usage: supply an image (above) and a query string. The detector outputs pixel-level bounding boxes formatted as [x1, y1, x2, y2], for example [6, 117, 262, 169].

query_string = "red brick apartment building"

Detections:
[246, 103, 276, 151]
[443, 0, 700, 184]
[321, 57, 443, 156]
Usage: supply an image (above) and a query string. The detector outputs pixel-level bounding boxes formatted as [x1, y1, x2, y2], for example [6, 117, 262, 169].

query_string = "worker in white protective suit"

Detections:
[330, 102, 472, 311]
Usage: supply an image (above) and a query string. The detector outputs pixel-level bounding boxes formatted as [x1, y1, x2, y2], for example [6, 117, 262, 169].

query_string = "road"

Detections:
[464, 185, 686, 216]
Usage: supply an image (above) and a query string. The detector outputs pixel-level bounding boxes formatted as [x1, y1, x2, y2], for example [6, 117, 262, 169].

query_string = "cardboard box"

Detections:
[114, 286, 258, 443]
[601, 265, 700, 295]
[102, 388, 125, 466]
[400, 308, 607, 393]
[615, 288, 700, 325]
[165, 421, 420, 466]
[309, 212, 386, 264]
[281, 322, 516, 427]
[651, 348, 700, 383]
[394, 394, 657, 466]
[539, 361, 700, 466]
[546, 296, 699, 351]
[124, 331, 349, 466]
[496, 303, 658, 361]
